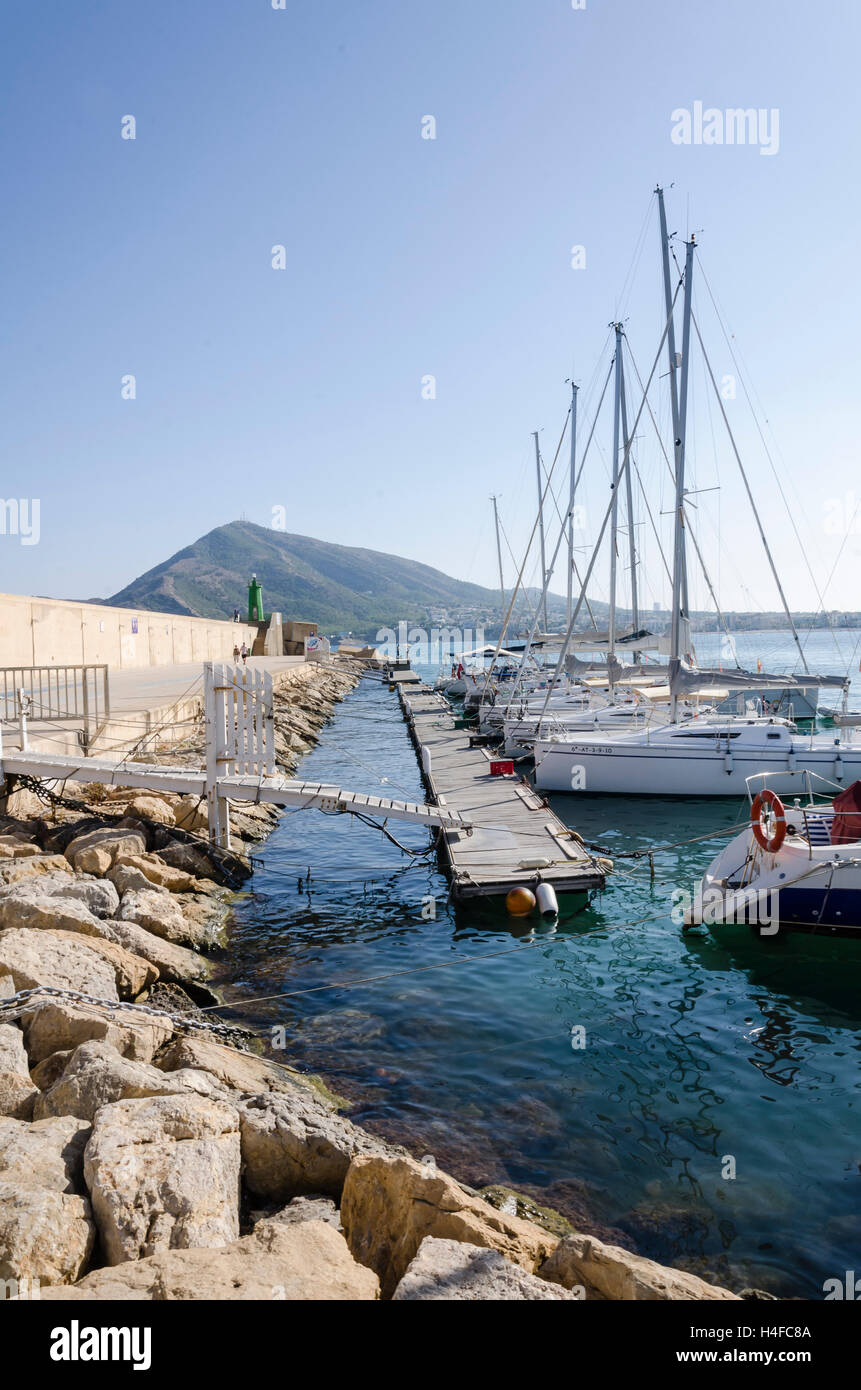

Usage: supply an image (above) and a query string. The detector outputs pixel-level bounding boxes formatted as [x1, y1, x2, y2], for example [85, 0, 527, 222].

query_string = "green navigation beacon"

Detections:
[248, 574, 265, 623]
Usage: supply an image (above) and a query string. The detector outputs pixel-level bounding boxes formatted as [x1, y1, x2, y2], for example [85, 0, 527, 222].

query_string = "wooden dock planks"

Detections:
[398, 685, 607, 900]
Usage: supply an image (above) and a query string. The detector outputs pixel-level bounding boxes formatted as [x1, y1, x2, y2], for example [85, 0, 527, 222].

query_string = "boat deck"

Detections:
[398, 685, 608, 900]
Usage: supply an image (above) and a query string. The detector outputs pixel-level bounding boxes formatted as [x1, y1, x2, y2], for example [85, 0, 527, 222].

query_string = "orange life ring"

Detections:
[751, 788, 786, 853]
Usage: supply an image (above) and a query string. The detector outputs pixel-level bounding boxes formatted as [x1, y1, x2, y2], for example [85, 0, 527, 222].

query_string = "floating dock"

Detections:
[398, 685, 608, 901]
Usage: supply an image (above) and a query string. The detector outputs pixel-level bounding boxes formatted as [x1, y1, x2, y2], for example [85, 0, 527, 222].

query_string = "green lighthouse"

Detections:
[248, 573, 264, 623]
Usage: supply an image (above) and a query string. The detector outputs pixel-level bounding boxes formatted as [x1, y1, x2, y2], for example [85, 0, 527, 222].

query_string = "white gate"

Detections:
[204, 663, 275, 849]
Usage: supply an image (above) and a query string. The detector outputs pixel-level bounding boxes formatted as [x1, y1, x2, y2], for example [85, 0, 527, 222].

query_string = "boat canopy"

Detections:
[667, 658, 848, 697]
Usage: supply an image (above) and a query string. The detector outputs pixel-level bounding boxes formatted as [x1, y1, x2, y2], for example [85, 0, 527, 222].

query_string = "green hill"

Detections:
[105, 521, 570, 636]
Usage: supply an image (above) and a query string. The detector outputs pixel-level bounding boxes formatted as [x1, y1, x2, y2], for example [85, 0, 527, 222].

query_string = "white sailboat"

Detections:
[532, 193, 848, 796]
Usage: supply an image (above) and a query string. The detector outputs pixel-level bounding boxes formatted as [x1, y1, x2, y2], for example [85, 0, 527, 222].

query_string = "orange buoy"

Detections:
[506, 887, 536, 916]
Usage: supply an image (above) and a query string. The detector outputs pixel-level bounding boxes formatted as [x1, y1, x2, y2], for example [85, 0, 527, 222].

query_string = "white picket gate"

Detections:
[204, 662, 274, 849]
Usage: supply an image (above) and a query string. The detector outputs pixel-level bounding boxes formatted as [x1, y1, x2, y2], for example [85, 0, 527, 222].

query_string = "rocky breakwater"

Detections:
[0, 661, 743, 1299]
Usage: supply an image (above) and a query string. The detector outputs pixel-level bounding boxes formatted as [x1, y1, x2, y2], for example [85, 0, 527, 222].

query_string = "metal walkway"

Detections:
[398, 685, 608, 900]
[0, 749, 467, 832]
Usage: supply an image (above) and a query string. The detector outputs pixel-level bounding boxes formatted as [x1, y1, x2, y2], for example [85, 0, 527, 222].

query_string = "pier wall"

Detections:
[0, 592, 260, 669]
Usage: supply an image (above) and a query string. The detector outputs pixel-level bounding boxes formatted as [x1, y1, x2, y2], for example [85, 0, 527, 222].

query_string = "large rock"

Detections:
[0, 1114, 91, 1191]
[0, 1073, 38, 1119]
[0, 928, 120, 1000]
[0, 854, 74, 886]
[34, 1040, 226, 1121]
[539, 1233, 741, 1301]
[83, 1092, 241, 1264]
[21, 998, 173, 1066]
[341, 1154, 559, 1298]
[125, 796, 177, 827]
[393, 1237, 578, 1301]
[0, 837, 40, 858]
[0, 974, 15, 998]
[0, 1018, 37, 1118]
[40, 1218, 379, 1300]
[0, 1022, 29, 1074]
[43, 930, 158, 999]
[64, 827, 146, 872]
[238, 1089, 396, 1204]
[118, 888, 207, 948]
[173, 797, 209, 833]
[109, 863, 167, 896]
[98, 918, 210, 984]
[0, 894, 112, 939]
[51, 879, 120, 919]
[74, 847, 113, 876]
[0, 871, 79, 903]
[156, 1035, 306, 1097]
[0, 1181, 95, 1285]
[0, 786, 45, 819]
[115, 852, 195, 893]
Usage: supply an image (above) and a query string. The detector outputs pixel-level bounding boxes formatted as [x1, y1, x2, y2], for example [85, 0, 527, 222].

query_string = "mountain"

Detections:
[104, 521, 567, 636]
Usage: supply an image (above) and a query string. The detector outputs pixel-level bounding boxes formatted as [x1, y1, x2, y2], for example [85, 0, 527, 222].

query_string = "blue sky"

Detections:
[1, 0, 859, 616]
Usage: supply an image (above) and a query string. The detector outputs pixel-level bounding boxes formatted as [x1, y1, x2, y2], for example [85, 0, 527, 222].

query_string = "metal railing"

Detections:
[0, 665, 110, 750]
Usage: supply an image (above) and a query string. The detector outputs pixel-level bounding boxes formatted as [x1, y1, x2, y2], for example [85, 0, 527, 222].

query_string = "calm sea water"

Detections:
[216, 630, 861, 1297]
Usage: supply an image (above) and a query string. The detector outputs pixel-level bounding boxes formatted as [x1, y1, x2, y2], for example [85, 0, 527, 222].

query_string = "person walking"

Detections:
[240, 642, 248, 666]
[233, 643, 240, 663]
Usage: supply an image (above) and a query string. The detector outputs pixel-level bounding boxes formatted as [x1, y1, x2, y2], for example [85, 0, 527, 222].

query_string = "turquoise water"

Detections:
[216, 631, 861, 1297]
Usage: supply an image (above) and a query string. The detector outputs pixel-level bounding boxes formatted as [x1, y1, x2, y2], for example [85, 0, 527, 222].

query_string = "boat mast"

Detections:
[566, 382, 579, 629]
[669, 236, 696, 723]
[490, 494, 506, 619]
[608, 323, 624, 665]
[619, 347, 640, 658]
[533, 432, 549, 634]
[657, 186, 690, 629]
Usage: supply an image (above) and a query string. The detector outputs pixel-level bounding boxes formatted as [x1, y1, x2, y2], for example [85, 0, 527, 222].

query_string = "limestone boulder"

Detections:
[0, 928, 120, 1000]
[33, 1040, 227, 1122]
[83, 1092, 241, 1264]
[341, 1153, 559, 1298]
[0, 854, 74, 886]
[0, 1180, 95, 1286]
[41, 1218, 379, 1300]
[0, 1072, 38, 1119]
[125, 796, 177, 827]
[109, 863, 167, 896]
[64, 827, 146, 872]
[0, 974, 15, 998]
[173, 797, 209, 833]
[393, 1237, 578, 1301]
[118, 888, 207, 948]
[31, 1050, 73, 1090]
[115, 852, 196, 893]
[102, 919, 211, 984]
[0, 838, 40, 858]
[51, 879, 120, 919]
[74, 847, 113, 876]
[255, 1195, 342, 1231]
[238, 1089, 397, 1204]
[0, 1022, 36, 1118]
[156, 1035, 305, 1096]
[42, 930, 158, 999]
[0, 894, 111, 939]
[539, 1233, 741, 1301]
[0, 1022, 29, 1074]
[21, 998, 173, 1066]
[0, 1114, 91, 1191]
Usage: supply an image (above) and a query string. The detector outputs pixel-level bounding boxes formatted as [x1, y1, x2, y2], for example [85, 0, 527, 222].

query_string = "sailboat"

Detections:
[684, 774, 861, 934]
[532, 194, 850, 796]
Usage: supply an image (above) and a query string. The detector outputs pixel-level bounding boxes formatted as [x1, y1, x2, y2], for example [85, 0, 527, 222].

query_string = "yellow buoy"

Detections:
[506, 887, 536, 917]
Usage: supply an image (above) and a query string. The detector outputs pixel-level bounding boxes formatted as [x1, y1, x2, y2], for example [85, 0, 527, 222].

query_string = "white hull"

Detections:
[686, 807, 861, 933]
[534, 722, 861, 796]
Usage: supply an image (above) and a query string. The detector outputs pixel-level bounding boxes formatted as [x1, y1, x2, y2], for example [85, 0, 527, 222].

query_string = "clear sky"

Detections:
[1, 0, 859, 617]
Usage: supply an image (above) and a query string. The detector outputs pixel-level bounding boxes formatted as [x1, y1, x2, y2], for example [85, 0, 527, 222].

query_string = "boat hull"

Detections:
[533, 739, 861, 796]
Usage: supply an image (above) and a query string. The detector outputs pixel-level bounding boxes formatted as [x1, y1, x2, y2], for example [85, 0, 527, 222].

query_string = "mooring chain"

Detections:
[0, 986, 252, 1046]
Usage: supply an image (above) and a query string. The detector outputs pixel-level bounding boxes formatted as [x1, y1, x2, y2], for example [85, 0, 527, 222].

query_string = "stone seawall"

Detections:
[0, 662, 744, 1302]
